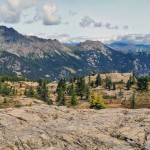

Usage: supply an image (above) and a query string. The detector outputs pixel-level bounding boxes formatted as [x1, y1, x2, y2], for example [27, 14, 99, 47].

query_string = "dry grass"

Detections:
[122, 91, 150, 108]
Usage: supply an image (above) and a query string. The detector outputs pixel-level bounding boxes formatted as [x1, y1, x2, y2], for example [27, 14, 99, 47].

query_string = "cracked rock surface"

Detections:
[0, 104, 150, 150]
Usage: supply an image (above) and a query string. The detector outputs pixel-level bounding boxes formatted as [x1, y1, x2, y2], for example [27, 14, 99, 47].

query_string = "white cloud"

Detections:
[108, 34, 150, 44]
[79, 16, 119, 30]
[79, 16, 95, 28]
[0, 0, 61, 25]
[105, 23, 118, 30]
[43, 4, 61, 25]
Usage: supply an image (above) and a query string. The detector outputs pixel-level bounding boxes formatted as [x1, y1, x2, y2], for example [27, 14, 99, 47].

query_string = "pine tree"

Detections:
[19, 82, 22, 88]
[57, 87, 63, 102]
[90, 80, 94, 88]
[12, 88, 16, 95]
[38, 79, 43, 86]
[71, 89, 78, 105]
[59, 94, 66, 106]
[24, 88, 28, 96]
[137, 76, 149, 91]
[95, 74, 101, 87]
[3, 97, 7, 104]
[70, 76, 74, 83]
[28, 86, 34, 97]
[1, 84, 11, 96]
[113, 83, 116, 90]
[56, 78, 66, 105]
[88, 75, 91, 85]
[67, 83, 74, 96]
[85, 85, 90, 99]
[126, 79, 131, 90]
[105, 77, 112, 90]
[37, 79, 51, 105]
[130, 93, 135, 109]
[76, 77, 86, 100]
[57, 78, 66, 92]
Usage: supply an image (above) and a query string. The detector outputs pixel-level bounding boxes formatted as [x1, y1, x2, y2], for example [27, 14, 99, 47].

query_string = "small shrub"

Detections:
[15, 102, 21, 108]
[3, 97, 7, 104]
[90, 92, 106, 109]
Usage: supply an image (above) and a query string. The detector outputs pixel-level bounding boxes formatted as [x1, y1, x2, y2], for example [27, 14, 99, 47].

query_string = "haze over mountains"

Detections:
[0, 26, 150, 80]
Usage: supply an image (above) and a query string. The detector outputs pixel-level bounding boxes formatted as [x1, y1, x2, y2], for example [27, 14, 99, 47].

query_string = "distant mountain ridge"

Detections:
[0, 26, 150, 80]
[108, 42, 150, 53]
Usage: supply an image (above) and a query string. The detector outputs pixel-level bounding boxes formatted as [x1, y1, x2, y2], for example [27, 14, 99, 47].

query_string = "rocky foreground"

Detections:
[0, 104, 150, 150]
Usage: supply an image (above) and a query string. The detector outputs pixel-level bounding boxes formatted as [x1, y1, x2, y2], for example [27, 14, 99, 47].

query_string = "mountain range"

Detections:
[0, 26, 150, 80]
[107, 42, 150, 53]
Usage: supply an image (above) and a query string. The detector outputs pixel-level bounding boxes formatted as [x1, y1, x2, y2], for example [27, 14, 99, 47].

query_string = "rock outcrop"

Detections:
[0, 104, 149, 150]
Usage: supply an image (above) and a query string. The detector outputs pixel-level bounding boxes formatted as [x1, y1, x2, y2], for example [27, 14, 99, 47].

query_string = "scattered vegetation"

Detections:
[0, 73, 150, 109]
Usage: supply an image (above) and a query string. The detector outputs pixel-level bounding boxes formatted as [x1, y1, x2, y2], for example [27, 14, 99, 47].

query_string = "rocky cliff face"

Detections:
[0, 104, 149, 150]
[0, 26, 150, 80]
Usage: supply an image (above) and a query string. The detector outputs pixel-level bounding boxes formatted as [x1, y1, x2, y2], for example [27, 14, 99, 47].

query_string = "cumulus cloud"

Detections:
[0, 0, 61, 25]
[105, 23, 118, 29]
[0, 0, 37, 23]
[79, 16, 95, 28]
[108, 34, 150, 45]
[94, 22, 102, 28]
[79, 16, 129, 30]
[43, 4, 61, 25]
[79, 16, 118, 30]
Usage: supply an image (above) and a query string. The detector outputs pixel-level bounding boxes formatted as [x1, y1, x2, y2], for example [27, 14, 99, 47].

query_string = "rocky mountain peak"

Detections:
[0, 26, 71, 56]
[78, 40, 110, 52]
[0, 25, 29, 43]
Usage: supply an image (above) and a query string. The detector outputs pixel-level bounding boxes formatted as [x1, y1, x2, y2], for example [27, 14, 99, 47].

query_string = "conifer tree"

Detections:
[56, 78, 66, 105]
[28, 86, 34, 97]
[57, 87, 63, 102]
[76, 77, 86, 100]
[19, 82, 22, 88]
[12, 88, 16, 95]
[113, 83, 116, 90]
[137, 76, 149, 91]
[126, 79, 131, 90]
[91, 80, 94, 88]
[95, 74, 101, 87]
[24, 88, 28, 96]
[3, 97, 7, 104]
[37, 79, 51, 104]
[88, 75, 91, 85]
[105, 77, 112, 90]
[67, 83, 74, 96]
[85, 84, 90, 99]
[59, 93, 66, 106]
[71, 88, 78, 105]
[130, 93, 135, 109]
[57, 78, 66, 92]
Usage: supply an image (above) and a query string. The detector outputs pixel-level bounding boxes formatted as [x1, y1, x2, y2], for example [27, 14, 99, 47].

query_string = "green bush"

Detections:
[90, 92, 106, 109]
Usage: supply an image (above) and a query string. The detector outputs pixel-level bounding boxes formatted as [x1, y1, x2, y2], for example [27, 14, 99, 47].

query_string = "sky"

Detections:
[0, 0, 150, 44]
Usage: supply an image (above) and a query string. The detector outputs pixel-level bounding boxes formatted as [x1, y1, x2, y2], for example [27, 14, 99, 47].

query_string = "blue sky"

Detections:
[0, 0, 150, 43]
